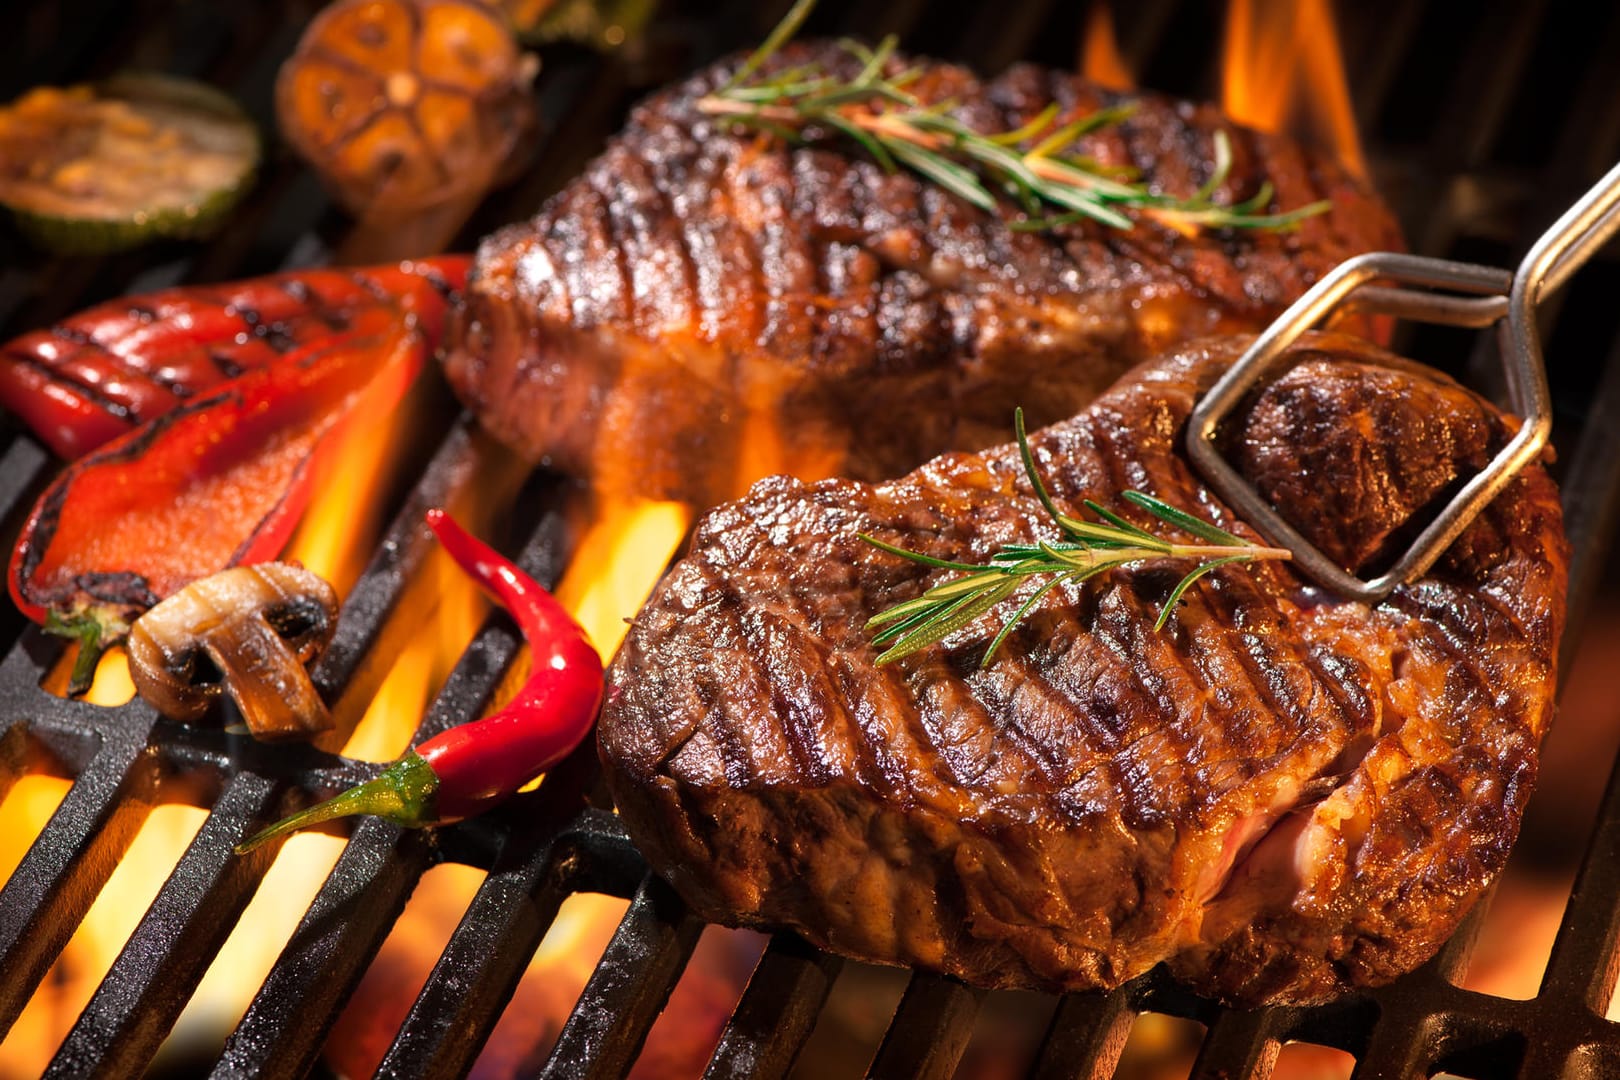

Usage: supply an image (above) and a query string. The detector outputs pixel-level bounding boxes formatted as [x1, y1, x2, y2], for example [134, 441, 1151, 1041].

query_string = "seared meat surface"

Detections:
[443, 45, 1400, 507]
[598, 333, 1567, 1005]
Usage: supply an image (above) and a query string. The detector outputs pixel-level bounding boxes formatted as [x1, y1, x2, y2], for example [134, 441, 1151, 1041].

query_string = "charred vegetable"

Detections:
[499, 0, 656, 48]
[8, 306, 425, 694]
[128, 563, 338, 740]
[276, 0, 538, 218]
[0, 73, 258, 254]
[0, 257, 467, 461]
[236, 508, 604, 851]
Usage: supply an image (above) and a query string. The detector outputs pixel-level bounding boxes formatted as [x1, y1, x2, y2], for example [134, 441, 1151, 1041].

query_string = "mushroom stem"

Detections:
[201, 614, 332, 740]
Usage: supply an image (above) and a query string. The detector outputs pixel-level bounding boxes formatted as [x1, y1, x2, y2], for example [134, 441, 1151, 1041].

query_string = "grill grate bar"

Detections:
[1347, 998, 1438, 1080]
[214, 827, 436, 1080]
[1429, 891, 1493, 985]
[1551, 289, 1620, 656]
[0, 708, 157, 1034]
[1029, 990, 1135, 1080]
[215, 437, 551, 1075]
[702, 931, 844, 1079]
[0, 436, 47, 526]
[1517, 1010, 1607, 1080]
[538, 873, 703, 1080]
[0, 436, 51, 647]
[45, 773, 282, 1079]
[1352, 974, 1546, 1080]
[866, 972, 986, 1079]
[0, 1, 1619, 1075]
[1187, 1006, 1284, 1080]
[373, 766, 628, 1075]
[303, 418, 521, 729]
[1537, 722, 1620, 1015]
[375, 840, 571, 1078]
[369, 782, 648, 1076]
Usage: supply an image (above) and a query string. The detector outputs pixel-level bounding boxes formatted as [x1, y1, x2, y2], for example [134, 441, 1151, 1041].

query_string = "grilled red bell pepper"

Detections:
[9, 304, 425, 693]
[235, 508, 605, 852]
[0, 256, 467, 460]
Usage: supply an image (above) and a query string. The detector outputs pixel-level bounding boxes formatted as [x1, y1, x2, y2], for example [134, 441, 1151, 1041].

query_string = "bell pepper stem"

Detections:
[234, 751, 440, 855]
[45, 607, 130, 697]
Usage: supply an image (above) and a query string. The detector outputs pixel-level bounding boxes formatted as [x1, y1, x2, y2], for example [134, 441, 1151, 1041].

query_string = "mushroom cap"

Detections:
[127, 562, 339, 738]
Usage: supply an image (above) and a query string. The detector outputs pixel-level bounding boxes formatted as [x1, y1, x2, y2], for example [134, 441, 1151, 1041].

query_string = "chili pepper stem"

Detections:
[234, 751, 439, 854]
[46, 606, 129, 697]
[232, 508, 603, 859]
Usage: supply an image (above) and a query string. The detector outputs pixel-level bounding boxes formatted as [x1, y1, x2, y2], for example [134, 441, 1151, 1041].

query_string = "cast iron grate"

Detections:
[2, 0, 1620, 1076]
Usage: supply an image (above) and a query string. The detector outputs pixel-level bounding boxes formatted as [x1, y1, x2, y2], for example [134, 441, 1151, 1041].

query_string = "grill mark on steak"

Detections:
[1210, 587, 1319, 749]
[599, 332, 1568, 1006]
[617, 147, 694, 339]
[444, 44, 1401, 508]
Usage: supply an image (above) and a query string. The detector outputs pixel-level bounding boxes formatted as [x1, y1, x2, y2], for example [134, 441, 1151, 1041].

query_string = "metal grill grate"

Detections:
[3, 0, 1620, 1076]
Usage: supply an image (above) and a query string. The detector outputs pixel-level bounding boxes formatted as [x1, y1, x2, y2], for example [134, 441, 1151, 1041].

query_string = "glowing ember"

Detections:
[1080, 1, 1134, 90]
[1222, 0, 1366, 178]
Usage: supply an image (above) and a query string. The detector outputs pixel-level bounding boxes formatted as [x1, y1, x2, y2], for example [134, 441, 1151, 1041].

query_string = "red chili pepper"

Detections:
[0, 256, 467, 460]
[234, 509, 604, 853]
[9, 304, 426, 693]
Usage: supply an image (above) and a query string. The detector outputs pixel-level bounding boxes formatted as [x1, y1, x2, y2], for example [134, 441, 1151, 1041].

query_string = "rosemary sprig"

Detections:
[699, 0, 1330, 234]
[859, 409, 1292, 667]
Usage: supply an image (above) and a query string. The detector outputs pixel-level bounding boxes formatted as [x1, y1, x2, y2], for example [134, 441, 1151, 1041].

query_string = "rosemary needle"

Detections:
[698, 1, 1330, 234]
[860, 409, 1293, 667]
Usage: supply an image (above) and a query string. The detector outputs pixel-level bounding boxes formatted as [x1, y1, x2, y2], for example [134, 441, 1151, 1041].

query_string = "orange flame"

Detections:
[285, 342, 440, 594]
[153, 437, 513, 1064]
[0, 348, 491, 1070]
[554, 497, 691, 658]
[319, 494, 694, 1073]
[0, 802, 208, 1072]
[340, 543, 491, 764]
[1081, 2, 1134, 90]
[1222, 0, 1366, 178]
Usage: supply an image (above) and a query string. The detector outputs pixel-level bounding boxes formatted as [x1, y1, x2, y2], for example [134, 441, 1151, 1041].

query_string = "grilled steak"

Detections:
[443, 45, 1401, 508]
[598, 333, 1568, 1005]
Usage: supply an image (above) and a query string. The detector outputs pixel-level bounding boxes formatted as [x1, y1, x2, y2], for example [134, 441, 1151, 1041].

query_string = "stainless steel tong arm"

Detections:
[1187, 159, 1620, 603]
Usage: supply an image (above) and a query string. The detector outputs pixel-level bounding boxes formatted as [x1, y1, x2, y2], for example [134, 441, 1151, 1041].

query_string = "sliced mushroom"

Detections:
[127, 563, 339, 741]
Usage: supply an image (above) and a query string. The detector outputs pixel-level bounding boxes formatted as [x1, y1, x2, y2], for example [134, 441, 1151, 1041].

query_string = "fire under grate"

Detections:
[4, 0, 1620, 1076]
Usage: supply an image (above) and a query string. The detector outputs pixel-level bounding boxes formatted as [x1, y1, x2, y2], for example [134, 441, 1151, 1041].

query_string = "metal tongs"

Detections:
[1188, 160, 1620, 603]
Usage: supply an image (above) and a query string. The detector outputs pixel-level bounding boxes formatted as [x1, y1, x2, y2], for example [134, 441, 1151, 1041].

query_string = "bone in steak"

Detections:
[442, 45, 1401, 508]
[598, 333, 1568, 1005]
